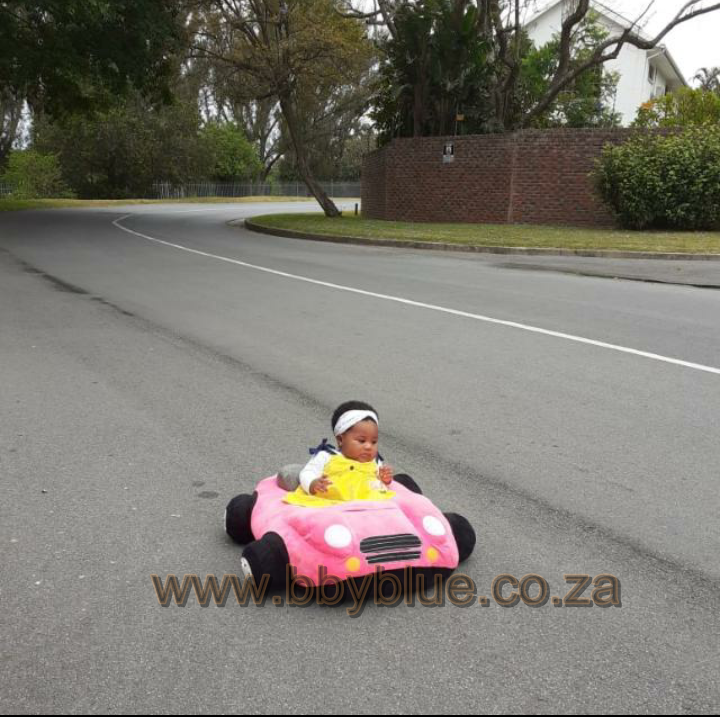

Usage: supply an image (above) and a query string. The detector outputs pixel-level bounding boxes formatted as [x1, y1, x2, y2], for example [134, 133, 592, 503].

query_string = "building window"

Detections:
[648, 64, 657, 83]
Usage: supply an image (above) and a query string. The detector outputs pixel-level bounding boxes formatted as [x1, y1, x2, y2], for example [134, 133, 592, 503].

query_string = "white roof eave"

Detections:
[526, 0, 688, 87]
[526, 0, 652, 42]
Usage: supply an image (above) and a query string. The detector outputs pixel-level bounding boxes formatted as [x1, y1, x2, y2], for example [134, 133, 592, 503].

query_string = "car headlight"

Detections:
[324, 524, 353, 549]
[423, 516, 446, 537]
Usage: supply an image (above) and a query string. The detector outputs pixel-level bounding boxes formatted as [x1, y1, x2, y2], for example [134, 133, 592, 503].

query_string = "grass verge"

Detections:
[250, 213, 720, 255]
[0, 196, 318, 212]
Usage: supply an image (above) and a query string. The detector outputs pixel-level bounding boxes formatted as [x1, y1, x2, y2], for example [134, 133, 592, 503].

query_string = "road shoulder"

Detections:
[242, 218, 720, 289]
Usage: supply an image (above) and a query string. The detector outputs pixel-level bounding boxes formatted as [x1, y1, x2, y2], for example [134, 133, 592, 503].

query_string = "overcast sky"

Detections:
[529, 0, 720, 81]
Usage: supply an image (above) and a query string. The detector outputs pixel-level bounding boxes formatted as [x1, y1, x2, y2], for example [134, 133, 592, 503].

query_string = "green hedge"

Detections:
[595, 129, 720, 230]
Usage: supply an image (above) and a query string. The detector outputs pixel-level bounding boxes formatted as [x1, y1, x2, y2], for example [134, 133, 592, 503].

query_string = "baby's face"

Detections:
[338, 420, 379, 463]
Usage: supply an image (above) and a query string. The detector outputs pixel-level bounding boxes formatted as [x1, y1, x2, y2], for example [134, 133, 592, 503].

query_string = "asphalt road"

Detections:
[1, 203, 719, 714]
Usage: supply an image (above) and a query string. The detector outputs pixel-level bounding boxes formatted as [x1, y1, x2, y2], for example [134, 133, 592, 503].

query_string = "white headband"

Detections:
[333, 410, 379, 436]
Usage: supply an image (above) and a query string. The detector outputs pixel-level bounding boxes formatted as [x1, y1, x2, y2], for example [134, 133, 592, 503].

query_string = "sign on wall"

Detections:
[443, 142, 455, 163]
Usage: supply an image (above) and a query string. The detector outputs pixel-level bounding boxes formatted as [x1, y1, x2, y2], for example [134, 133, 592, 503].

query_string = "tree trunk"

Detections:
[0, 92, 24, 164]
[279, 96, 340, 218]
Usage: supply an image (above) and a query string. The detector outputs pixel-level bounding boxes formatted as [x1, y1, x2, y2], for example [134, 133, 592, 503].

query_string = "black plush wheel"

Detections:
[444, 512, 476, 563]
[225, 492, 257, 544]
[393, 473, 422, 494]
[241, 532, 290, 590]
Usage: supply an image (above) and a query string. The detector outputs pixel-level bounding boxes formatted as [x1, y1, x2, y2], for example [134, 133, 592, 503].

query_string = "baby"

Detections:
[284, 401, 394, 506]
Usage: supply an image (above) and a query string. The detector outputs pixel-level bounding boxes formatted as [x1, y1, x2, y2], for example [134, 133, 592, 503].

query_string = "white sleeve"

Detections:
[299, 452, 332, 494]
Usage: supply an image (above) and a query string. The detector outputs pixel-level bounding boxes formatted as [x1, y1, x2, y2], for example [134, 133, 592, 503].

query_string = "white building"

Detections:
[525, 0, 688, 125]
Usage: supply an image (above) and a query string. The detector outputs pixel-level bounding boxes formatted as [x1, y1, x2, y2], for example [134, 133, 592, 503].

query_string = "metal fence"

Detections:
[0, 183, 14, 197]
[152, 181, 361, 200]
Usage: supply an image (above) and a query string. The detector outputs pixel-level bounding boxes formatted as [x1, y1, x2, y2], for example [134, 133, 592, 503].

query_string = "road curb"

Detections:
[242, 218, 720, 262]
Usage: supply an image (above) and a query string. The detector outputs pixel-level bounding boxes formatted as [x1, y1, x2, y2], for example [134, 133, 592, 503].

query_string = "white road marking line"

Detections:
[112, 214, 720, 377]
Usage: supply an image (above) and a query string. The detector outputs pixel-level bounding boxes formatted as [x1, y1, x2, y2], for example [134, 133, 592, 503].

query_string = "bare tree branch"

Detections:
[525, 0, 720, 125]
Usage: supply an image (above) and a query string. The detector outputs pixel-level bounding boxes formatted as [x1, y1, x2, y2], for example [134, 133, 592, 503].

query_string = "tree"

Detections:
[0, 0, 186, 166]
[225, 99, 284, 181]
[333, 128, 377, 180]
[633, 87, 720, 128]
[372, 0, 495, 140]
[371, 2, 621, 140]
[518, 10, 621, 129]
[200, 121, 264, 181]
[192, 0, 374, 217]
[343, 0, 720, 133]
[276, 124, 375, 181]
[0, 1, 184, 118]
[33, 86, 213, 199]
[275, 65, 374, 181]
[196, 56, 286, 180]
[694, 66, 720, 94]
[1, 149, 74, 198]
[0, 89, 24, 165]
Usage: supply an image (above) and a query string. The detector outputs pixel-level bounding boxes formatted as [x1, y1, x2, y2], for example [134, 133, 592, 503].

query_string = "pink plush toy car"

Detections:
[225, 469, 476, 590]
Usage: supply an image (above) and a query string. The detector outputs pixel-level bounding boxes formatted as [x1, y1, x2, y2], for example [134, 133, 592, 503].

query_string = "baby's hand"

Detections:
[310, 476, 332, 494]
[379, 465, 394, 485]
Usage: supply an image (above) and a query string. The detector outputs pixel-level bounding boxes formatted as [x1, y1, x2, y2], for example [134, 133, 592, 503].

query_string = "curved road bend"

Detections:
[1, 203, 718, 714]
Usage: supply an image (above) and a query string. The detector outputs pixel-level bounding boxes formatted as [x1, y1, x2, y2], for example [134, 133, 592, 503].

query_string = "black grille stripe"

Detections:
[366, 552, 422, 564]
[360, 534, 421, 553]
[362, 539, 422, 552]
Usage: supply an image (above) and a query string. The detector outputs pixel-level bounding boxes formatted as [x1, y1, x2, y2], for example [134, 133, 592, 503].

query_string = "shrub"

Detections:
[200, 121, 263, 182]
[634, 88, 720, 129]
[594, 129, 720, 230]
[1, 150, 75, 199]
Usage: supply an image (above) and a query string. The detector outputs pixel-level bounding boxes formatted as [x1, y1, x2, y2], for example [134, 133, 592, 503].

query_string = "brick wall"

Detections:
[361, 129, 641, 227]
[360, 147, 387, 218]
